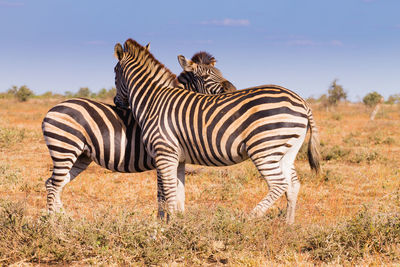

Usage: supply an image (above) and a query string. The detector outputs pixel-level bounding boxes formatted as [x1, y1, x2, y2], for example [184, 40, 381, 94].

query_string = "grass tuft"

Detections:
[303, 208, 400, 263]
[0, 201, 303, 265]
[0, 127, 26, 148]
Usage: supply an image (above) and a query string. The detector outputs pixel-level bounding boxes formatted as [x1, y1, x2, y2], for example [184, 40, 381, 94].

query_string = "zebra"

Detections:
[113, 39, 321, 224]
[43, 51, 236, 213]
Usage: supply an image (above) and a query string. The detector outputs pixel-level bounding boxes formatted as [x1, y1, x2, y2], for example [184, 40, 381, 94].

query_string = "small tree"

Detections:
[363, 91, 383, 107]
[7, 85, 18, 95]
[96, 88, 108, 99]
[16, 85, 34, 101]
[41, 91, 53, 98]
[75, 87, 91, 98]
[386, 94, 400, 104]
[327, 79, 347, 106]
[107, 87, 116, 98]
[64, 91, 74, 98]
[8, 85, 34, 101]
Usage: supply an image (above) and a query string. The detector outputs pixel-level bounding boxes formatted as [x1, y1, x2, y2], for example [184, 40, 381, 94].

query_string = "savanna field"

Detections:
[0, 97, 399, 265]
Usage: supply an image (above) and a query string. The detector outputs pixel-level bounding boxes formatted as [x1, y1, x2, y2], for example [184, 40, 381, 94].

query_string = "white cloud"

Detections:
[0, 1, 24, 7]
[201, 18, 250, 27]
[84, 40, 107, 46]
[330, 40, 344, 47]
[180, 40, 214, 46]
[285, 38, 344, 47]
[286, 39, 318, 46]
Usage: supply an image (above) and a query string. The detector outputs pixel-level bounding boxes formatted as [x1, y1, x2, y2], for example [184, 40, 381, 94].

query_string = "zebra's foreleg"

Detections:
[176, 163, 185, 213]
[249, 156, 289, 219]
[155, 157, 179, 219]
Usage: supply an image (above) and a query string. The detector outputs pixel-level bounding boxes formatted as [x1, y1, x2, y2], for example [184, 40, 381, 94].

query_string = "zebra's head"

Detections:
[113, 42, 151, 108]
[177, 52, 236, 94]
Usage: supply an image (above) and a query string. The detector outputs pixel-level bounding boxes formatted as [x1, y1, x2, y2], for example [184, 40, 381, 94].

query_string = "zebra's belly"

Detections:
[181, 141, 249, 166]
[87, 127, 154, 173]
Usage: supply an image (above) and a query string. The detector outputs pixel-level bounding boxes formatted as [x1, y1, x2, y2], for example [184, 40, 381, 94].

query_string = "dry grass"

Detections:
[0, 98, 399, 265]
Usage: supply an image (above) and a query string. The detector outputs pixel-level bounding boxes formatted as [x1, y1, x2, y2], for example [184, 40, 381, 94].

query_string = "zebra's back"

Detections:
[42, 98, 154, 173]
[144, 85, 310, 166]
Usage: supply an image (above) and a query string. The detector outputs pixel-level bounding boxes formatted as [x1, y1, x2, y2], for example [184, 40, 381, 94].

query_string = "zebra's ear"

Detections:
[145, 43, 150, 51]
[209, 58, 216, 66]
[114, 43, 124, 61]
[177, 55, 196, 72]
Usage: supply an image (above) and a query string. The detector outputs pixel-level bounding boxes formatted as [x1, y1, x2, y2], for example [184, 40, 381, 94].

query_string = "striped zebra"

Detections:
[113, 39, 321, 224]
[43, 51, 235, 213]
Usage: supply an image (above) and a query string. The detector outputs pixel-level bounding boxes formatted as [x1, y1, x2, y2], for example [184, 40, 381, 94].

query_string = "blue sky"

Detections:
[0, 0, 399, 101]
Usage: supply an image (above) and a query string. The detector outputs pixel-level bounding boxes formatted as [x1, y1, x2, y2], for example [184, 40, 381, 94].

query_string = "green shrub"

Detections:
[327, 79, 347, 106]
[383, 137, 395, 145]
[363, 91, 383, 107]
[40, 91, 53, 98]
[7, 85, 34, 101]
[75, 87, 91, 98]
[296, 142, 308, 161]
[63, 87, 116, 99]
[0, 127, 25, 148]
[303, 209, 400, 263]
[343, 132, 361, 146]
[331, 113, 342, 121]
[93, 87, 117, 99]
[322, 145, 350, 161]
[386, 94, 400, 104]
[350, 151, 379, 164]
[0, 165, 21, 185]
[0, 202, 300, 265]
[321, 169, 342, 183]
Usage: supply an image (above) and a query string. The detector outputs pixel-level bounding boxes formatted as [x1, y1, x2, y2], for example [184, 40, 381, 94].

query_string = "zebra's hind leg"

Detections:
[249, 155, 289, 219]
[284, 167, 300, 224]
[283, 131, 306, 224]
[46, 154, 92, 213]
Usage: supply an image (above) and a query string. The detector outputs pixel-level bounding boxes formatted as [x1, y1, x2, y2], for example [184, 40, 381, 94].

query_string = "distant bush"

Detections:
[327, 79, 347, 106]
[96, 88, 108, 99]
[0, 92, 13, 99]
[94, 87, 116, 99]
[386, 94, 400, 104]
[75, 87, 91, 98]
[0, 127, 26, 148]
[106, 87, 116, 98]
[0, 165, 21, 185]
[7, 85, 34, 102]
[350, 150, 379, 164]
[306, 96, 317, 104]
[318, 80, 347, 108]
[322, 145, 350, 161]
[0, 201, 300, 266]
[40, 91, 53, 98]
[64, 91, 74, 98]
[303, 209, 400, 263]
[363, 91, 383, 107]
[63, 87, 116, 99]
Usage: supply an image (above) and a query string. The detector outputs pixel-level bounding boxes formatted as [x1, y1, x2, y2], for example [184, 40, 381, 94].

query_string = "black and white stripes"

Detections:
[43, 52, 234, 213]
[113, 39, 321, 223]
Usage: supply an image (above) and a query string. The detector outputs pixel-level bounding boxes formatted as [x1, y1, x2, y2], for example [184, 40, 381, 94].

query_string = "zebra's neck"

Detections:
[177, 72, 199, 93]
[123, 63, 177, 125]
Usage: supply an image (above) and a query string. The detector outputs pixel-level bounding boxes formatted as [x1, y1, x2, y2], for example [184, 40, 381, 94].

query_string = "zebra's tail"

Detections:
[306, 108, 321, 174]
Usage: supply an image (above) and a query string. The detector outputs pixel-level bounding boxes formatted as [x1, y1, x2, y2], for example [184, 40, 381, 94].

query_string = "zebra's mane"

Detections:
[191, 51, 216, 65]
[123, 39, 179, 87]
